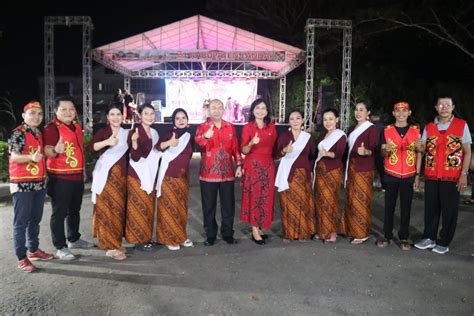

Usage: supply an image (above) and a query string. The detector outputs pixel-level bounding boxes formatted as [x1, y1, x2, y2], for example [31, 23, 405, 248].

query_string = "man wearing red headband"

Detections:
[8, 101, 54, 272]
[377, 102, 422, 250]
[44, 96, 93, 261]
[415, 96, 472, 254]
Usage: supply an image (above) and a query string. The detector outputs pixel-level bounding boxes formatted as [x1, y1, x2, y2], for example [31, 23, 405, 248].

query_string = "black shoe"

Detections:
[135, 243, 154, 251]
[203, 238, 216, 246]
[250, 235, 265, 245]
[261, 234, 268, 240]
[223, 237, 238, 244]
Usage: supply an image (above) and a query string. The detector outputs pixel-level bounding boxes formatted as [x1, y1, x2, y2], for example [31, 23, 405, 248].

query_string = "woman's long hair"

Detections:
[248, 98, 272, 125]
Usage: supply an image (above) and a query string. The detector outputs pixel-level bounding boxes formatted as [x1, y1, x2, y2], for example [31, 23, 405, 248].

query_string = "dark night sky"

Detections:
[1, 0, 473, 116]
[0, 1, 208, 110]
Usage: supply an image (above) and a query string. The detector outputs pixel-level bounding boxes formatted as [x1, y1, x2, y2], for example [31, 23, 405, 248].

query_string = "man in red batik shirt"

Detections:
[195, 99, 243, 246]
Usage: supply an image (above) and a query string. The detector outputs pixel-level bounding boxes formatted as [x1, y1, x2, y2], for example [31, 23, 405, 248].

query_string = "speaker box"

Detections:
[315, 85, 337, 130]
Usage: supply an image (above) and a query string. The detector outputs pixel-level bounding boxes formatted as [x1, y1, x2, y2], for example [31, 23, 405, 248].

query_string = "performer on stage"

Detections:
[156, 108, 194, 251]
[313, 108, 347, 243]
[89, 103, 129, 260]
[376, 102, 422, 251]
[123, 90, 134, 123]
[125, 104, 160, 251]
[195, 99, 243, 246]
[275, 110, 316, 242]
[240, 99, 277, 245]
[9, 101, 54, 272]
[44, 96, 93, 261]
[340, 102, 379, 244]
[414, 96, 472, 254]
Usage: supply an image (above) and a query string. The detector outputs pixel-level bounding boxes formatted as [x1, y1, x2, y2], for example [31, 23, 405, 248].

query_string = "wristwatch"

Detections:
[461, 170, 469, 176]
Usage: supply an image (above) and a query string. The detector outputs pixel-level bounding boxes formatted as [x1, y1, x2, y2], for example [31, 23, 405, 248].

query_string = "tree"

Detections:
[356, 0, 474, 59]
[0, 92, 16, 140]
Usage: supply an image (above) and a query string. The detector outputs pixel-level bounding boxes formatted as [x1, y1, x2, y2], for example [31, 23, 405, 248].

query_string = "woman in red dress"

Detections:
[240, 99, 277, 245]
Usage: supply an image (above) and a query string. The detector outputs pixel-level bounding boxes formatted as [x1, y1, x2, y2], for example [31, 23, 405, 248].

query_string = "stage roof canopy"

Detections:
[93, 15, 304, 79]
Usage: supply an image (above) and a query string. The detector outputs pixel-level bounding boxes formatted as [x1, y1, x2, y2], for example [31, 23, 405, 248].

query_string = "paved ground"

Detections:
[0, 158, 473, 315]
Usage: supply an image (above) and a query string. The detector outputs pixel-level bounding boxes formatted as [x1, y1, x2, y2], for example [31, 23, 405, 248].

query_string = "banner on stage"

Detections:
[111, 49, 286, 62]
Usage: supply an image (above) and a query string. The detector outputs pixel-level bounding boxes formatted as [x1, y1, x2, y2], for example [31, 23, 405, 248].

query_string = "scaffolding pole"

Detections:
[304, 18, 352, 131]
[279, 76, 286, 123]
[44, 16, 94, 134]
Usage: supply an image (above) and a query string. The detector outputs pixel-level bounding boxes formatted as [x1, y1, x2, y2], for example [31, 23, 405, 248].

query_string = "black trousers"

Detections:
[383, 180, 414, 240]
[47, 178, 84, 249]
[423, 180, 460, 247]
[200, 180, 235, 240]
[375, 154, 386, 190]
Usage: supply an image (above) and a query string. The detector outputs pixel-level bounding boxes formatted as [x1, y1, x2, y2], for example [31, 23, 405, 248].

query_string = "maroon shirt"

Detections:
[275, 130, 315, 182]
[347, 124, 379, 172]
[43, 120, 83, 181]
[88, 126, 128, 177]
[316, 135, 347, 171]
[156, 128, 193, 177]
[127, 124, 154, 179]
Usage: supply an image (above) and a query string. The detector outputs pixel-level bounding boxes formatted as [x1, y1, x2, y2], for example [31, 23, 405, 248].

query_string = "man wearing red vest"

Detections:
[44, 96, 93, 260]
[8, 101, 54, 272]
[415, 96, 472, 254]
[377, 102, 422, 250]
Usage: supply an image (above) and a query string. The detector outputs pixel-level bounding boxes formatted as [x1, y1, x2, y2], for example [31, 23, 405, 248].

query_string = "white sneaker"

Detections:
[414, 238, 436, 250]
[56, 248, 76, 260]
[67, 239, 94, 249]
[432, 245, 449, 254]
[166, 245, 180, 251]
[181, 239, 194, 248]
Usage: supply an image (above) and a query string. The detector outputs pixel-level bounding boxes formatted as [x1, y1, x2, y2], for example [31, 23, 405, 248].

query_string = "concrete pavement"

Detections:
[0, 158, 473, 315]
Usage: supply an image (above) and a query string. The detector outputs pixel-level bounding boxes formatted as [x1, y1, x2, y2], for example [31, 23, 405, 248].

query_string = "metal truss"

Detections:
[304, 18, 352, 131]
[304, 21, 315, 130]
[279, 76, 286, 123]
[44, 16, 94, 134]
[92, 50, 133, 77]
[132, 69, 279, 79]
[278, 52, 306, 78]
[44, 23, 54, 123]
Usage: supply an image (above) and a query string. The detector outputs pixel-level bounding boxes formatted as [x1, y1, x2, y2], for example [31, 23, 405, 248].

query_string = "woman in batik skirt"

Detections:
[90, 103, 129, 260]
[155, 108, 194, 251]
[275, 110, 316, 242]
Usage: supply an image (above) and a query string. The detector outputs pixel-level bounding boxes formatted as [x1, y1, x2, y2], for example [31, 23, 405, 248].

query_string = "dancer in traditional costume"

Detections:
[275, 110, 316, 242]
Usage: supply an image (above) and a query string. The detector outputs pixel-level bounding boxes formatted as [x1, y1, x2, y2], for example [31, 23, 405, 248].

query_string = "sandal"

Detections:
[325, 235, 337, 243]
[351, 237, 369, 245]
[181, 239, 194, 248]
[106, 249, 127, 260]
[376, 239, 391, 248]
[399, 240, 412, 251]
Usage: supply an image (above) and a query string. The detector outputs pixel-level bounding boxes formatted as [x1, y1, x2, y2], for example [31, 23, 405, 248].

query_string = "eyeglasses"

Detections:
[436, 103, 453, 109]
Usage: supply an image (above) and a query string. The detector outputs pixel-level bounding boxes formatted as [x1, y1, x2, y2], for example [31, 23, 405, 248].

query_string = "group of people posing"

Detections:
[8, 95, 471, 273]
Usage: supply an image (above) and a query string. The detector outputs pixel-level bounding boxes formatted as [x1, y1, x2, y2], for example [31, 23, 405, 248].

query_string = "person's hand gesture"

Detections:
[250, 132, 260, 146]
[31, 146, 42, 162]
[319, 147, 329, 157]
[204, 123, 214, 139]
[168, 132, 179, 147]
[283, 141, 293, 154]
[385, 138, 394, 153]
[55, 136, 65, 154]
[107, 131, 119, 147]
[131, 129, 139, 142]
[357, 142, 366, 156]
